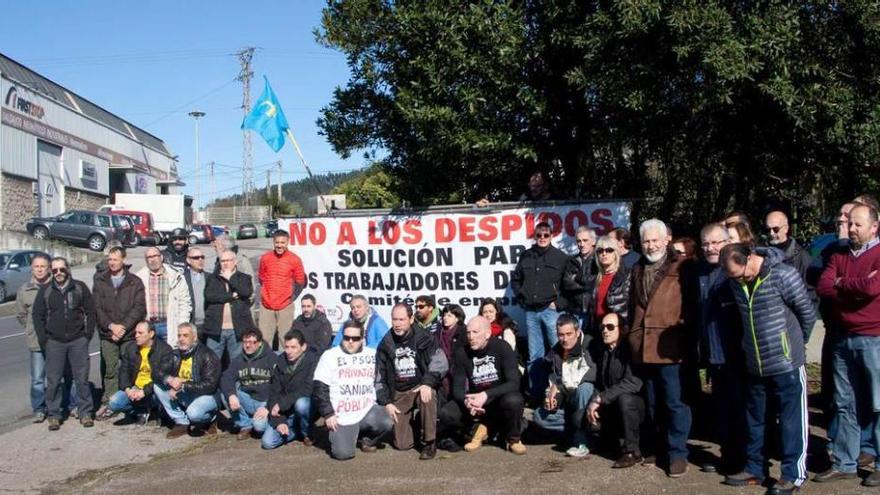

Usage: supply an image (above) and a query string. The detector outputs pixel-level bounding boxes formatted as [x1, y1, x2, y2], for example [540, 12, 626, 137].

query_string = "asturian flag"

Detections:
[241, 76, 290, 152]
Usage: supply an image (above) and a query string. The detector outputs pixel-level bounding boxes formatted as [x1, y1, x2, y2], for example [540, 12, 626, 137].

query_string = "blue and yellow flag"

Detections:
[241, 76, 290, 152]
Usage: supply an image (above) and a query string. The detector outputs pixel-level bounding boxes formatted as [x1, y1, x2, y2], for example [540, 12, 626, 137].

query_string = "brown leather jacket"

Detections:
[627, 248, 697, 365]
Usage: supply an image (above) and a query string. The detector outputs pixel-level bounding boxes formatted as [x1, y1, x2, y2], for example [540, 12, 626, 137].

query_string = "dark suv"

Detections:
[26, 209, 125, 251]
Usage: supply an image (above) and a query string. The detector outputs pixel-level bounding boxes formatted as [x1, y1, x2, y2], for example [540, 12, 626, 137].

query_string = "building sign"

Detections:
[1, 108, 171, 180]
[80, 160, 98, 190]
[4, 86, 45, 120]
[135, 173, 149, 193]
[279, 201, 631, 328]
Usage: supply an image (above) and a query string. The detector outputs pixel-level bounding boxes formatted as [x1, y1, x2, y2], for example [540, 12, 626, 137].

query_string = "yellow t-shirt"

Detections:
[179, 356, 193, 383]
[134, 346, 152, 389]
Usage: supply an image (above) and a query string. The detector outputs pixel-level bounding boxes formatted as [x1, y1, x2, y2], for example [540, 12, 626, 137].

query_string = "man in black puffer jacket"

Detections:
[204, 250, 255, 363]
[154, 323, 221, 438]
[262, 330, 318, 449]
[221, 329, 280, 439]
[109, 321, 174, 424]
[511, 221, 569, 401]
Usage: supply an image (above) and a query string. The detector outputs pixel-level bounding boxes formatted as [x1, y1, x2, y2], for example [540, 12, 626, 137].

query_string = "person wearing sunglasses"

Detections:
[511, 221, 569, 404]
[313, 319, 393, 460]
[695, 222, 746, 476]
[586, 313, 644, 469]
[720, 242, 816, 494]
[764, 211, 814, 298]
[32, 257, 97, 430]
[587, 235, 631, 334]
[162, 228, 191, 272]
[412, 295, 441, 334]
[183, 248, 208, 333]
[628, 218, 695, 478]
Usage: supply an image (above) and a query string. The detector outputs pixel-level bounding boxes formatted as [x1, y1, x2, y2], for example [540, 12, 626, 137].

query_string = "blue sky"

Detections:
[0, 0, 363, 208]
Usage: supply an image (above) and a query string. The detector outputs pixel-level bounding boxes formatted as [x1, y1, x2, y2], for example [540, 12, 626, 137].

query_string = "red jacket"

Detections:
[816, 242, 880, 336]
[259, 250, 306, 310]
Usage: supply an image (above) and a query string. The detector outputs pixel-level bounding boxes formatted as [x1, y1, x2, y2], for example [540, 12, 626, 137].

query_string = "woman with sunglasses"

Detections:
[588, 236, 632, 334]
[478, 298, 517, 351]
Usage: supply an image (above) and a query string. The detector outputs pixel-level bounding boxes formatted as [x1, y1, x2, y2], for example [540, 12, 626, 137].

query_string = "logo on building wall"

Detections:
[80, 160, 98, 190]
[5, 86, 46, 120]
[135, 174, 149, 193]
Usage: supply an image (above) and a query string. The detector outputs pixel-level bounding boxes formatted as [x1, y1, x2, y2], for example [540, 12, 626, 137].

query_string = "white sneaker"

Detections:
[565, 445, 590, 458]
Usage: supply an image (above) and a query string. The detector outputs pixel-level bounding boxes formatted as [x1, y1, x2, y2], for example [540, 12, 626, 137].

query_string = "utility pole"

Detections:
[188, 110, 206, 212]
[266, 169, 271, 198]
[276, 160, 282, 201]
[210, 161, 215, 209]
[236, 47, 256, 206]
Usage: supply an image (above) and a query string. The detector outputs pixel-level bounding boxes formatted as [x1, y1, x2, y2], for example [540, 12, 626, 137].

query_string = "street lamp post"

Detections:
[188, 110, 206, 215]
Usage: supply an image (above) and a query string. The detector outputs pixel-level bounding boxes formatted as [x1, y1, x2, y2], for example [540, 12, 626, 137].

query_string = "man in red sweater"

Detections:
[258, 230, 306, 350]
[815, 204, 880, 487]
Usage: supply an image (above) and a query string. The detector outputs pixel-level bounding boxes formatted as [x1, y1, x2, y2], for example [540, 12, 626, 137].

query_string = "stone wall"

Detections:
[64, 188, 106, 212]
[1, 174, 39, 232]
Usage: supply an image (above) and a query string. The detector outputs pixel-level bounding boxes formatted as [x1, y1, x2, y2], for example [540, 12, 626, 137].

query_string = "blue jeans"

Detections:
[153, 384, 218, 426]
[532, 382, 593, 447]
[153, 322, 167, 343]
[108, 390, 154, 415]
[206, 329, 241, 362]
[228, 388, 269, 433]
[525, 307, 560, 399]
[642, 363, 693, 461]
[745, 367, 809, 486]
[832, 335, 880, 472]
[261, 397, 312, 449]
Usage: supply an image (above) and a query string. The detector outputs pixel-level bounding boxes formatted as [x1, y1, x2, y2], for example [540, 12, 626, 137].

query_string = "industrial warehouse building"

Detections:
[0, 53, 182, 230]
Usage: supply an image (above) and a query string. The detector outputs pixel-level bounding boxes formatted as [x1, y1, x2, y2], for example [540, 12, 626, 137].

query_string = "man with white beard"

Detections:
[627, 219, 696, 478]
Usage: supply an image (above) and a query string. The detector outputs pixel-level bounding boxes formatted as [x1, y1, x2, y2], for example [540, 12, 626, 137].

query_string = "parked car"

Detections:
[109, 210, 159, 245]
[237, 223, 258, 240]
[265, 220, 278, 237]
[0, 250, 47, 301]
[26, 210, 126, 251]
[189, 224, 215, 245]
[211, 226, 227, 238]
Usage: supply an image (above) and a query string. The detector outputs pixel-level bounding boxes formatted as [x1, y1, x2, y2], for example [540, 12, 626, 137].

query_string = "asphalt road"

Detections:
[0, 236, 272, 433]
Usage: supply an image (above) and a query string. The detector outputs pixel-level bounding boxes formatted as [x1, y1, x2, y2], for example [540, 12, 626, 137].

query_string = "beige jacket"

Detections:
[137, 264, 192, 348]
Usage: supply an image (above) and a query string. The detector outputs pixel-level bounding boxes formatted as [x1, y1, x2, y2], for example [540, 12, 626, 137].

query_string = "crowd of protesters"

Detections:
[15, 187, 880, 495]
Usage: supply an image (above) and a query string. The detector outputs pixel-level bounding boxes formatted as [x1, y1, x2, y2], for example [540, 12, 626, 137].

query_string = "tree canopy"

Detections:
[317, 0, 880, 235]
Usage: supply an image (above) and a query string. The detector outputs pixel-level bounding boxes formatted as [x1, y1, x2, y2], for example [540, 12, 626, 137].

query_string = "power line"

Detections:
[142, 77, 238, 127]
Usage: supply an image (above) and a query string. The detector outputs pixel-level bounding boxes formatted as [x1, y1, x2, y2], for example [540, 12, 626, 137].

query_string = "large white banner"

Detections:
[280, 201, 630, 329]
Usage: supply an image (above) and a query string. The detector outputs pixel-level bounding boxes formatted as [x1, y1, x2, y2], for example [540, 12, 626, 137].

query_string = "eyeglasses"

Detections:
[146, 254, 161, 259]
[220, 258, 236, 263]
[701, 240, 728, 248]
[602, 324, 617, 331]
[188, 255, 205, 260]
[596, 248, 616, 254]
[415, 304, 426, 309]
[767, 226, 785, 233]
[51, 268, 67, 274]
[342, 335, 363, 342]
[535, 232, 551, 239]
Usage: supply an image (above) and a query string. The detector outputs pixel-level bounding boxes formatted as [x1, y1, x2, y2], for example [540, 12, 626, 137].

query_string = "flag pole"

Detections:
[284, 128, 332, 215]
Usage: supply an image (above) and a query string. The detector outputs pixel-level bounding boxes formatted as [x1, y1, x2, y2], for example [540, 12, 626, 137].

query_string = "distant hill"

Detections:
[210, 170, 363, 213]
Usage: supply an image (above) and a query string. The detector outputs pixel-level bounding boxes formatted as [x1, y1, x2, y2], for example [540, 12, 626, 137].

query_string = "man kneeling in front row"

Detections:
[532, 313, 597, 458]
[154, 322, 221, 438]
[314, 320, 393, 460]
[262, 330, 318, 449]
[108, 321, 174, 424]
[221, 329, 278, 440]
[439, 316, 526, 455]
[586, 313, 645, 468]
